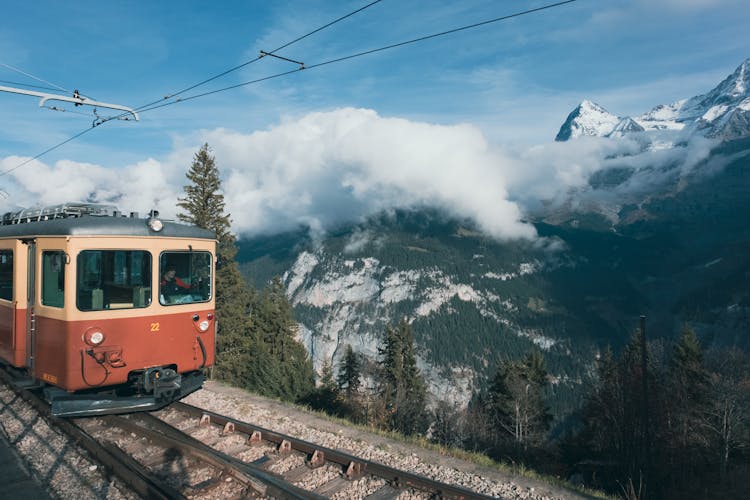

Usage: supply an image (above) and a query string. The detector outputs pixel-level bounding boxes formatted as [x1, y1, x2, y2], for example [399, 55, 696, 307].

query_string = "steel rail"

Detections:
[116, 412, 326, 500]
[0, 368, 183, 499]
[173, 401, 497, 500]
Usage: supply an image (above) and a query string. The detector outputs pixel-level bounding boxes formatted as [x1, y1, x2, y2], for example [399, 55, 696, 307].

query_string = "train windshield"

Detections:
[77, 250, 152, 311]
[159, 251, 212, 305]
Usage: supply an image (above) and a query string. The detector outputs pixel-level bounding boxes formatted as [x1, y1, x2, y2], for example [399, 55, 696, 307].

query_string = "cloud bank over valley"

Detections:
[0, 107, 718, 240]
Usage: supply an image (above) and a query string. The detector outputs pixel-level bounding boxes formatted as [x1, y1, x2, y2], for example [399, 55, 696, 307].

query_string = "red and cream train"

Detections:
[0, 203, 216, 417]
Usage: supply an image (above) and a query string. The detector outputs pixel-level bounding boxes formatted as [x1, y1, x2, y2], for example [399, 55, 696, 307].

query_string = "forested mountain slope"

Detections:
[236, 136, 749, 416]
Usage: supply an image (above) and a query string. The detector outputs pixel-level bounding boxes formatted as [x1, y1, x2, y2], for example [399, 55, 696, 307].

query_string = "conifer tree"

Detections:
[337, 344, 362, 401]
[177, 143, 253, 383]
[251, 276, 314, 401]
[336, 344, 364, 420]
[378, 319, 429, 435]
[177, 143, 232, 253]
[487, 350, 551, 449]
[302, 359, 341, 413]
[319, 360, 338, 394]
[666, 328, 710, 457]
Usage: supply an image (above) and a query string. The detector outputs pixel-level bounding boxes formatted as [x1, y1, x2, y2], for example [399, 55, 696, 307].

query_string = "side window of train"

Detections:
[0, 250, 12, 301]
[159, 251, 212, 305]
[76, 250, 152, 311]
[42, 251, 65, 308]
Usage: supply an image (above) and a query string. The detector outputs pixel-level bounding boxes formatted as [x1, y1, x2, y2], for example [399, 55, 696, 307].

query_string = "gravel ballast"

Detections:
[1, 380, 592, 499]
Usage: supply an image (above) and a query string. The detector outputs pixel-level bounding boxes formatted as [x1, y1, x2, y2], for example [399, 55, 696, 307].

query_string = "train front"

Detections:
[34, 217, 217, 417]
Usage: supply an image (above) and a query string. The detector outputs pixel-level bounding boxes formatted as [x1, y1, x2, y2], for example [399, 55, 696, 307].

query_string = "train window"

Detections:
[159, 251, 212, 305]
[0, 250, 12, 301]
[42, 251, 65, 308]
[76, 250, 152, 311]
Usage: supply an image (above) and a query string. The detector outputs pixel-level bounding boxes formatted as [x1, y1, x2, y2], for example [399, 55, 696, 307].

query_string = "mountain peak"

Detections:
[556, 57, 750, 142]
[555, 100, 620, 141]
[608, 116, 645, 137]
[726, 58, 750, 98]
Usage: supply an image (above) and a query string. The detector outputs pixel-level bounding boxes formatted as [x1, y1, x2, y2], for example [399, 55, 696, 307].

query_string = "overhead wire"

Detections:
[1, 0, 577, 179]
[0, 127, 97, 178]
[0, 61, 70, 93]
[0, 0, 386, 179]
[128, 0, 385, 115]
[0, 79, 67, 93]
[132, 0, 578, 116]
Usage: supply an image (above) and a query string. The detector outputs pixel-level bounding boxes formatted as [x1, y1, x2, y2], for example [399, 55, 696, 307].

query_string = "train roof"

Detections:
[0, 215, 215, 239]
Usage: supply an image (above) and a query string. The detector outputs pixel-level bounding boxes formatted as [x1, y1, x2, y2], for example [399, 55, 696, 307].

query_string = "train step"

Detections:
[9, 378, 44, 390]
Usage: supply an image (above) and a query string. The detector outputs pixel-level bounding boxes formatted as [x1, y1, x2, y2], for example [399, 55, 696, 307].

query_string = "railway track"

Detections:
[1, 370, 497, 499]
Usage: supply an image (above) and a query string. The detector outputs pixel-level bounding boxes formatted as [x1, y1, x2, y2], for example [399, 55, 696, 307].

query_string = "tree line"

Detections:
[180, 144, 750, 500]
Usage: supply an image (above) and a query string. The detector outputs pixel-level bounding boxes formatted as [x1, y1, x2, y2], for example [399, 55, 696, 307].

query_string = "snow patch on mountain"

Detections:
[636, 100, 687, 131]
[555, 100, 621, 141]
[557, 58, 750, 142]
[484, 261, 540, 281]
[517, 328, 557, 350]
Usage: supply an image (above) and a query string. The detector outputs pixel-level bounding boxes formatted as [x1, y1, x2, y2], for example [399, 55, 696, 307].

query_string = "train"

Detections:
[0, 202, 216, 417]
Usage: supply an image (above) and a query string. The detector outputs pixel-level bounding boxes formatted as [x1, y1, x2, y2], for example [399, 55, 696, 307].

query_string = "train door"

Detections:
[0, 240, 16, 364]
[31, 239, 69, 383]
[25, 239, 35, 370]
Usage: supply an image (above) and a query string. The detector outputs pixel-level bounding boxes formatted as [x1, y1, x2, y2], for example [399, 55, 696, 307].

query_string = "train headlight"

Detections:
[84, 328, 106, 346]
[147, 217, 163, 232]
[198, 320, 210, 332]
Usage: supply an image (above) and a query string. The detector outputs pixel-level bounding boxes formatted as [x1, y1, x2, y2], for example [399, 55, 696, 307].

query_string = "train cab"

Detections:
[0, 203, 216, 417]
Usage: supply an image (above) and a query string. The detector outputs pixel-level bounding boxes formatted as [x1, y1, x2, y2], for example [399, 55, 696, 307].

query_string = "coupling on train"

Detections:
[0, 202, 216, 417]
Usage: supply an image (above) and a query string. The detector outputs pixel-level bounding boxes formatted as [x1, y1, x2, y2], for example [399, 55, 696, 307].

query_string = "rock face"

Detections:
[281, 246, 549, 406]
[556, 58, 750, 142]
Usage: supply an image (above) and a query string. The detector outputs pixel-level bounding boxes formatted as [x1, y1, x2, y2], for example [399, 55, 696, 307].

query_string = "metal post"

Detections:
[640, 315, 650, 496]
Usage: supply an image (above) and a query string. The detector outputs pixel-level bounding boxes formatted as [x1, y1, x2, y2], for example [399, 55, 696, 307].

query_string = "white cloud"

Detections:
[206, 108, 536, 240]
[0, 155, 181, 217]
[1, 108, 537, 240]
[0, 107, 724, 242]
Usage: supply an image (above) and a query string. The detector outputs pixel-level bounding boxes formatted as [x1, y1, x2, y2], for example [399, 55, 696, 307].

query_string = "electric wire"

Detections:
[0, 0, 386, 179]
[129, 0, 384, 114]
[0, 1, 384, 179]
[0, 127, 97, 178]
[0, 61, 70, 93]
[0, 79, 66, 93]
[1, 0, 577, 179]
[42, 107, 99, 118]
[133, 0, 578, 116]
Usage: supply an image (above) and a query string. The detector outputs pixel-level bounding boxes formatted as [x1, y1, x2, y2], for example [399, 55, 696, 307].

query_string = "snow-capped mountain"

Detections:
[556, 58, 750, 142]
[554, 100, 621, 141]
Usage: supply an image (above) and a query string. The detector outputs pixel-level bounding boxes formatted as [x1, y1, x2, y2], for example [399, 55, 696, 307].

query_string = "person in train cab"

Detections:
[160, 265, 191, 297]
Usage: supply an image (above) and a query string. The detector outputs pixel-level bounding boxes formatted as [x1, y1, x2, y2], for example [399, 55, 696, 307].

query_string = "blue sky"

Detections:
[1, 0, 749, 238]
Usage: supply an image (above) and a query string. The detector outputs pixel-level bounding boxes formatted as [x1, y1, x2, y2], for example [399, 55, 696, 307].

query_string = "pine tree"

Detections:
[176, 143, 253, 383]
[580, 347, 626, 459]
[251, 276, 315, 401]
[337, 344, 362, 401]
[304, 360, 340, 413]
[377, 319, 429, 435]
[487, 350, 551, 450]
[177, 143, 232, 250]
[666, 328, 710, 458]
